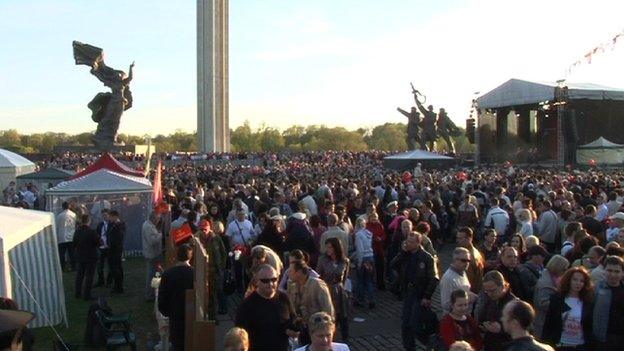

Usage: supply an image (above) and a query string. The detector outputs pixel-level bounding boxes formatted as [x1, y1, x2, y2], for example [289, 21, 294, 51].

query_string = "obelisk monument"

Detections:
[197, 0, 229, 152]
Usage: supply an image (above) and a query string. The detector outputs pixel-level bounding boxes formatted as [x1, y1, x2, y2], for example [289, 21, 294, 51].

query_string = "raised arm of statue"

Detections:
[397, 107, 411, 118]
[123, 61, 135, 85]
[414, 95, 428, 115]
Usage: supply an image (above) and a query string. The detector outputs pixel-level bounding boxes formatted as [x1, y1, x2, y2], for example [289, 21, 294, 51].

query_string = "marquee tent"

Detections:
[69, 152, 144, 180]
[46, 169, 153, 253]
[0, 149, 36, 192]
[0, 206, 67, 328]
[477, 79, 624, 109]
[383, 149, 456, 170]
[577, 137, 624, 165]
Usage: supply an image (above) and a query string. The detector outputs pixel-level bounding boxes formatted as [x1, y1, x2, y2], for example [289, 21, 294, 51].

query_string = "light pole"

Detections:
[472, 91, 480, 167]
[555, 79, 567, 167]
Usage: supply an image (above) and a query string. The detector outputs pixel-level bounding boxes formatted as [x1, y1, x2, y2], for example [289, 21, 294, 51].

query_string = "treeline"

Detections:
[0, 122, 474, 153]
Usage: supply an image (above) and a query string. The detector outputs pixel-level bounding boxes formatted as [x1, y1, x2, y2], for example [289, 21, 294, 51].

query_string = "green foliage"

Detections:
[365, 123, 408, 151]
[0, 123, 475, 153]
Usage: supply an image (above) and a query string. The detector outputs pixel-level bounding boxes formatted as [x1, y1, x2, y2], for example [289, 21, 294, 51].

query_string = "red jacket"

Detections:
[366, 221, 386, 256]
[439, 313, 483, 350]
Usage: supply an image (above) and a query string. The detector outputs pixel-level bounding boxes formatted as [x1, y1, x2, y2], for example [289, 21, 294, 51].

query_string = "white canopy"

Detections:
[0, 149, 36, 192]
[46, 168, 152, 195]
[477, 79, 624, 109]
[578, 136, 624, 149]
[46, 169, 153, 253]
[0, 206, 67, 327]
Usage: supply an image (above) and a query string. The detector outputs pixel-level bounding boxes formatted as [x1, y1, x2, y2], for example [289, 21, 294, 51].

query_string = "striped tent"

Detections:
[0, 206, 67, 328]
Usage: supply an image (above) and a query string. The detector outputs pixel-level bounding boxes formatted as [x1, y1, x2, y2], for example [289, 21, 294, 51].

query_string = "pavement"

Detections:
[216, 244, 454, 350]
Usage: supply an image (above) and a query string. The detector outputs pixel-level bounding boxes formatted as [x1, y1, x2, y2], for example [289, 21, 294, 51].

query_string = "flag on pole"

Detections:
[153, 160, 167, 213]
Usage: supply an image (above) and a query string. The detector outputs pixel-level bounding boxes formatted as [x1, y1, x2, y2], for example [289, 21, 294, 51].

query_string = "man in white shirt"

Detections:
[484, 198, 510, 236]
[142, 211, 162, 301]
[226, 209, 255, 292]
[439, 247, 477, 314]
[56, 201, 77, 271]
[226, 210, 255, 247]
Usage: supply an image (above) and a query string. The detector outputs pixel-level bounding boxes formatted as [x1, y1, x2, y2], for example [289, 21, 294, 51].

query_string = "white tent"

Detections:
[577, 137, 624, 165]
[46, 169, 153, 253]
[0, 206, 67, 328]
[0, 149, 37, 192]
[477, 79, 624, 109]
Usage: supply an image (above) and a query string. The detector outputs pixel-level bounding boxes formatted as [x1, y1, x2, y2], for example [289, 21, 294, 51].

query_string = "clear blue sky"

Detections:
[1, 0, 623, 136]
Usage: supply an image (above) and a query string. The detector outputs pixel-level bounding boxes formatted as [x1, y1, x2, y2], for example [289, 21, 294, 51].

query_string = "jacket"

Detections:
[141, 220, 162, 259]
[476, 289, 516, 351]
[319, 226, 349, 255]
[107, 220, 125, 253]
[592, 280, 623, 342]
[532, 271, 557, 338]
[542, 293, 592, 347]
[158, 264, 194, 321]
[287, 275, 334, 323]
[73, 225, 99, 262]
[439, 314, 483, 350]
[537, 209, 558, 244]
[390, 248, 439, 299]
[504, 336, 554, 351]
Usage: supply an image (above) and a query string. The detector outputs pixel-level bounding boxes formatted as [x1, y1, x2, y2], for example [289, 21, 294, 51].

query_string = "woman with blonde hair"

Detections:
[516, 208, 534, 238]
[224, 327, 249, 351]
[294, 312, 350, 351]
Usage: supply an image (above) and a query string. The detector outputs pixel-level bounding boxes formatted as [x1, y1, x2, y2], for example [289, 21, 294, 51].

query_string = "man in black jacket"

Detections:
[73, 214, 100, 300]
[390, 231, 439, 351]
[95, 209, 111, 287]
[501, 299, 554, 351]
[107, 210, 125, 294]
[158, 244, 194, 351]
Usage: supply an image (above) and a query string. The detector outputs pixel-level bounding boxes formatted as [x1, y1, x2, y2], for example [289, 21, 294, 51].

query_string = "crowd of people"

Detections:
[4, 150, 624, 351]
[142, 151, 624, 351]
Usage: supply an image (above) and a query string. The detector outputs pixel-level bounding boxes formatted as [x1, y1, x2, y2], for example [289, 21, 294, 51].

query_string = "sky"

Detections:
[1, 0, 623, 136]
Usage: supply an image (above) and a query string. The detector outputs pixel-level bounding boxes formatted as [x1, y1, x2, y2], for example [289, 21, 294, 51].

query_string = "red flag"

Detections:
[152, 160, 163, 207]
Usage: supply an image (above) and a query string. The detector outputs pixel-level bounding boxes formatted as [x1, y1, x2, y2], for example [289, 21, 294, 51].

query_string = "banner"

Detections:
[565, 29, 624, 77]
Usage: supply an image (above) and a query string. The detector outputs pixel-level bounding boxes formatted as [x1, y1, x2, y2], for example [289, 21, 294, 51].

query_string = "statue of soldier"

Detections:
[414, 93, 438, 152]
[73, 41, 134, 152]
[397, 106, 424, 150]
[436, 108, 461, 154]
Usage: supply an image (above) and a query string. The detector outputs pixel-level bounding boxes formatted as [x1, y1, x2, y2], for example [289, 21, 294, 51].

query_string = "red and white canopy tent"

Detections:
[45, 154, 152, 254]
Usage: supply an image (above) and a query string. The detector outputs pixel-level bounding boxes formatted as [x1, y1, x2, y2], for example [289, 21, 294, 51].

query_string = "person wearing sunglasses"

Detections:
[294, 312, 350, 351]
[439, 247, 477, 314]
[235, 264, 298, 351]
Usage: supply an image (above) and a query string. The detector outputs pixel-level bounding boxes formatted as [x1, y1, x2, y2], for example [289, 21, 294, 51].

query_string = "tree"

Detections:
[230, 121, 260, 152]
[365, 123, 407, 151]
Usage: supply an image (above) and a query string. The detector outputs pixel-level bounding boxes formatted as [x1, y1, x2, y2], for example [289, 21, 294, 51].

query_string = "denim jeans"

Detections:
[356, 256, 375, 303]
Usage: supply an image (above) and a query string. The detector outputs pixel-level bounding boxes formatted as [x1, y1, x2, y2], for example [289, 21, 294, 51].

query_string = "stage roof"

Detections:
[477, 78, 624, 109]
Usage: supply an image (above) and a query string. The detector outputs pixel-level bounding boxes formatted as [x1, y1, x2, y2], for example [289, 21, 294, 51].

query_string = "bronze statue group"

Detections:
[397, 86, 461, 154]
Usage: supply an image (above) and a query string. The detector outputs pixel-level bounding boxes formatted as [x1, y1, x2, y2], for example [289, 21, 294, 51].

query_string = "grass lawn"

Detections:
[33, 258, 157, 350]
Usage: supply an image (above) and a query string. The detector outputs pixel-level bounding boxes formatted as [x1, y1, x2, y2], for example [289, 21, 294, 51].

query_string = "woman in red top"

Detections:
[366, 212, 387, 290]
[439, 289, 483, 350]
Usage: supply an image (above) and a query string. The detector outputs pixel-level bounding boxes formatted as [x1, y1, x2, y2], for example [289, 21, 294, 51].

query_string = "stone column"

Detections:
[197, 0, 229, 152]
